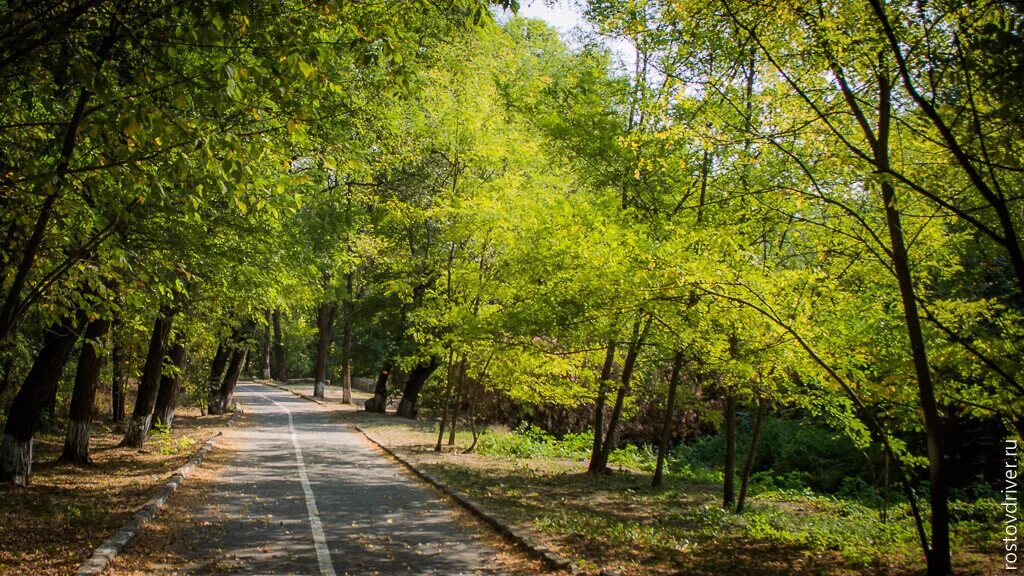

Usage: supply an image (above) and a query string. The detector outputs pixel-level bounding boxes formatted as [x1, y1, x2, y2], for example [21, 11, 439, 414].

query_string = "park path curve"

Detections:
[151, 382, 513, 576]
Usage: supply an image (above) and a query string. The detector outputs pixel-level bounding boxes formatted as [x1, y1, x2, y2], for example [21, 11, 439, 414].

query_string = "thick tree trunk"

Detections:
[873, 74, 950, 576]
[588, 339, 617, 473]
[723, 394, 737, 508]
[395, 357, 441, 419]
[313, 301, 336, 399]
[60, 316, 111, 464]
[261, 310, 272, 380]
[593, 317, 650, 473]
[737, 399, 768, 512]
[218, 349, 246, 413]
[340, 274, 354, 404]
[110, 334, 128, 423]
[653, 350, 684, 487]
[364, 365, 391, 413]
[206, 342, 230, 413]
[152, 342, 187, 429]
[272, 308, 288, 382]
[1, 315, 81, 484]
[121, 309, 174, 448]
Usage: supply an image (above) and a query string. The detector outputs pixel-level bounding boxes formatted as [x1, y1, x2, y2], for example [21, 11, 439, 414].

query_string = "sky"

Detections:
[494, 1, 635, 69]
[513, 0, 585, 34]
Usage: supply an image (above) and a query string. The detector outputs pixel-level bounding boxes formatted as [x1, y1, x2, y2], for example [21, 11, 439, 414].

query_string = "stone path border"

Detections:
[263, 381, 580, 575]
[74, 412, 240, 576]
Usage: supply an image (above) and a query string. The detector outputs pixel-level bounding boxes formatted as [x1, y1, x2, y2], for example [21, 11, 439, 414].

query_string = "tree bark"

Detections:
[585, 338, 614, 473]
[653, 350, 685, 487]
[1, 315, 81, 484]
[206, 342, 229, 414]
[435, 356, 464, 452]
[873, 72, 950, 576]
[272, 308, 288, 382]
[364, 364, 391, 413]
[340, 273, 354, 404]
[395, 357, 441, 419]
[60, 315, 110, 464]
[313, 301, 336, 399]
[218, 349, 246, 413]
[121, 308, 174, 448]
[261, 310, 272, 380]
[723, 394, 737, 508]
[737, 399, 768, 512]
[110, 330, 128, 423]
[152, 342, 187, 430]
[448, 362, 467, 446]
[592, 316, 651, 473]
[588, 339, 617, 474]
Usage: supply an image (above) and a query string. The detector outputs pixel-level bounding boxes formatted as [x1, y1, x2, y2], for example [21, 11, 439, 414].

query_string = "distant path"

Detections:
[154, 382, 512, 575]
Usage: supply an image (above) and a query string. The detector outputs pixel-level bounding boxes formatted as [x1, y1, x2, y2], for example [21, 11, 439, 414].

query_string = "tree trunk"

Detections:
[110, 333, 128, 423]
[874, 73, 950, 576]
[206, 342, 229, 414]
[272, 308, 288, 382]
[340, 274, 354, 404]
[261, 310, 272, 380]
[723, 394, 737, 508]
[0, 98, 88, 347]
[588, 339, 617, 474]
[653, 350, 685, 487]
[0, 22, 118, 347]
[152, 342, 187, 429]
[435, 356, 464, 452]
[593, 317, 651, 473]
[60, 316, 111, 464]
[121, 308, 174, 448]
[448, 364, 466, 446]
[313, 301, 336, 399]
[364, 364, 391, 413]
[737, 399, 768, 512]
[218, 349, 246, 413]
[395, 357, 441, 419]
[1, 315, 81, 484]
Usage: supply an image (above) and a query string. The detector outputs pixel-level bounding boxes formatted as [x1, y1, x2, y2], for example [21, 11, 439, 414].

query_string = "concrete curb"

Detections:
[261, 381, 578, 574]
[264, 381, 327, 406]
[74, 411, 240, 576]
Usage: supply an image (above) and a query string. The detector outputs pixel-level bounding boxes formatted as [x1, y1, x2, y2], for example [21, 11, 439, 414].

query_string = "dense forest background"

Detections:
[1, 1, 1022, 575]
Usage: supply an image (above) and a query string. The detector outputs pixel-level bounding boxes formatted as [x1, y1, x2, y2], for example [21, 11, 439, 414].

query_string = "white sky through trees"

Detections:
[495, 0, 635, 70]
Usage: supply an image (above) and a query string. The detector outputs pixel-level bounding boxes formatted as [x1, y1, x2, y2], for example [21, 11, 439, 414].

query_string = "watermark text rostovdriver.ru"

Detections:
[1008, 439, 1019, 571]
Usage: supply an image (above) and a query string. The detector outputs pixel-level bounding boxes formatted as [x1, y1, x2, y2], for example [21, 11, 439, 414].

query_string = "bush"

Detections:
[679, 415, 878, 493]
[477, 423, 651, 465]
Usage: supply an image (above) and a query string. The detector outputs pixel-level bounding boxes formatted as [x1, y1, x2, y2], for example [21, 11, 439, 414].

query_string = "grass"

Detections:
[339, 407, 1003, 576]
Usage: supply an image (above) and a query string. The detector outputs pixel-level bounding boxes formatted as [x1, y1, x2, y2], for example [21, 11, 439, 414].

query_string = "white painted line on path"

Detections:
[258, 393, 336, 576]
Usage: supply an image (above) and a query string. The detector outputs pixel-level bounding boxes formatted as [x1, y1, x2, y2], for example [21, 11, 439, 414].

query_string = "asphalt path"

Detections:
[164, 382, 510, 576]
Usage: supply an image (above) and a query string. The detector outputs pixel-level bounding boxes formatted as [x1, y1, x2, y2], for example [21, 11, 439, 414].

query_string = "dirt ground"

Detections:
[0, 409, 236, 576]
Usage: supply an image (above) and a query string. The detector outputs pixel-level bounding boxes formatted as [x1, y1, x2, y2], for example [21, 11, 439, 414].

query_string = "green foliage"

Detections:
[149, 422, 196, 456]
[477, 423, 593, 459]
[683, 415, 879, 493]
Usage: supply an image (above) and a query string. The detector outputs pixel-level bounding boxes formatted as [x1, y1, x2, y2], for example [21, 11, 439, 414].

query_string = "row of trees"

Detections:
[0, 0, 515, 479]
[2, 2, 1020, 575]
[285, 5, 1021, 576]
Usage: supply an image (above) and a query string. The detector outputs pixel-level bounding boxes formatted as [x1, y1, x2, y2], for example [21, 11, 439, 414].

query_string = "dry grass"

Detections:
[339, 408, 1002, 576]
[0, 409, 236, 576]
